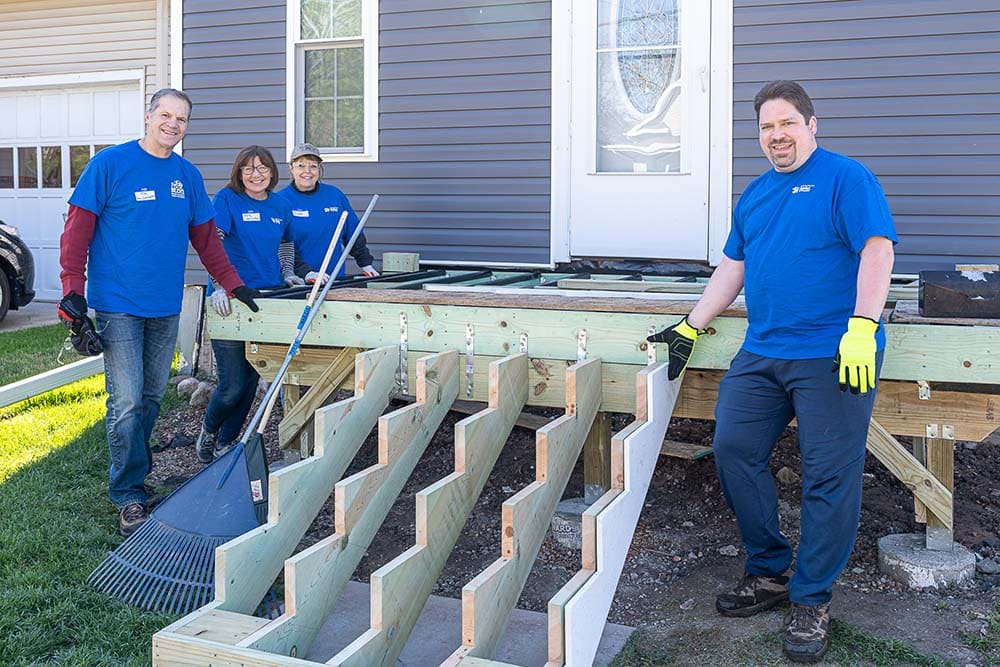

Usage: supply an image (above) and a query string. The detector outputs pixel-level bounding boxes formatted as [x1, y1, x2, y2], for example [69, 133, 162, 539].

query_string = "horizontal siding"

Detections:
[733, 0, 1000, 272]
[182, 0, 552, 274]
[0, 0, 161, 95]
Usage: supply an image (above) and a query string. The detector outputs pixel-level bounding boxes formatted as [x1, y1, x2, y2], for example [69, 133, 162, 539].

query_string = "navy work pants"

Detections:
[712, 349, 882, 606]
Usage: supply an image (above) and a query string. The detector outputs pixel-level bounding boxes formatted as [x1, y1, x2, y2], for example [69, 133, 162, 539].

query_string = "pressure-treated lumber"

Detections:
[213, 346, 398, 614]
[250, 345, 1000, 443]
[924, 436, 955, 550]
[0, 355, 104, 409]
[866, 420, 952, 530]
[448, 357, 602, 663]
[210, 292, 1000, 383]
[583, 411, 613, 502]
[327, 353, 529, 667]
[240, 351, 459, 657]
[277, 347, 360, 450]
[556, 363, 678, 666]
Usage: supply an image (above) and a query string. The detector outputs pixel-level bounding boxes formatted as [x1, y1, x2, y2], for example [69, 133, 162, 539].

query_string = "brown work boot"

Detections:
[715, 570, 790, 617]
[783, 601, 831, 663]
[118, 502, 149, 537]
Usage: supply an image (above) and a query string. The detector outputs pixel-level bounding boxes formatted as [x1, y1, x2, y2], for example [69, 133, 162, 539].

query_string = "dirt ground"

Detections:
[149, 383, 1000, 666]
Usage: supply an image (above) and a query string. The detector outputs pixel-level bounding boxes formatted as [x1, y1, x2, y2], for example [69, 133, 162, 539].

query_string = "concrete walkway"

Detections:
[0, 299, 59, 333]
[307, 580, 632, 665]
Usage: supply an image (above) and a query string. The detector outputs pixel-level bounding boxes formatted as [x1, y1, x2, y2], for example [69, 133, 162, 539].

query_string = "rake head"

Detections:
[87, 444, 262, 616]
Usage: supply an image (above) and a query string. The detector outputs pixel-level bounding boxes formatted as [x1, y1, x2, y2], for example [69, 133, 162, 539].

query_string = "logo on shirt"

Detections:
[170, 180, 186, 199]
[791, 184, 815, 194]
[292, 209, 310, 217]
[323, 206, 340, 213]
[270, 217, 282, 225]
[134, 189, 156, 202]
[242, 212, 261, 222]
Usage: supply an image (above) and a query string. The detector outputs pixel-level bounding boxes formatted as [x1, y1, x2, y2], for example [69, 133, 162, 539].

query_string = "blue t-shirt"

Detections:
[68, 140, 215, 317]
[212, 188, 294, 291]
[723, 147, 898, 359]
[276, 183, 360, 278]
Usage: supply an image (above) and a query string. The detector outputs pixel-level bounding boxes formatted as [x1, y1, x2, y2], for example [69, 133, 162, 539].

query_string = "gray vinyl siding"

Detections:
[732, 0, 1000, 273]
[181, 0, 552, 277]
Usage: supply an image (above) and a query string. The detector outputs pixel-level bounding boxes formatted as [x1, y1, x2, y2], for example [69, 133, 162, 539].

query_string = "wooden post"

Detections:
[583, 411, 612, 504]
[381, 252, 420, 273]
[925, 436, 955, 550]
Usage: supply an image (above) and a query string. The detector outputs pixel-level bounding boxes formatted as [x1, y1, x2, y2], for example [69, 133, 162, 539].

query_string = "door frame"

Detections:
[550, 0, 732, 266]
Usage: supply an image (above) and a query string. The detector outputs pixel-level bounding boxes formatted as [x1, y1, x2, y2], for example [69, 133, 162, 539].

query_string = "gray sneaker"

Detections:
[213, 439, 234, 458]
[195, 427, 217, 464]
[784, 601, 831, 663]
[716, 570, 791, 617]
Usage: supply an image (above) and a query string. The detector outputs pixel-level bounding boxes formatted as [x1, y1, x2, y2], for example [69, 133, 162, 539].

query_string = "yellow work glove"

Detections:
[647, 317, 704, 381]
[833, 316, 879, 394]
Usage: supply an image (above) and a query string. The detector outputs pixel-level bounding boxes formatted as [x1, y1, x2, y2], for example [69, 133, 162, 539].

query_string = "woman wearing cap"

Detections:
[277, 143, 378, 286]
[195, 145, 297, 463]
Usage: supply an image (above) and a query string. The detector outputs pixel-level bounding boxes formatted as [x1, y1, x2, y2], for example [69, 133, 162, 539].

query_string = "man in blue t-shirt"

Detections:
[59, 88, 260, 537]
[648, 80, 896, 663]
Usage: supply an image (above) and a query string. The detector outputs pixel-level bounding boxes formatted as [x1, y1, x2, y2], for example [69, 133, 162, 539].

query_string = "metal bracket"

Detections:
[942, 424, 955, 440]
[646, 324, 656, 366]
[917, 380, 930, 400]
[465, 323, 475, 398]
[577, 329, 588, 362]
[397, 313, 408, 394]
[925, 423, 939, 438]
[519, 333, 528, 354]
[250, 342, 259, 354]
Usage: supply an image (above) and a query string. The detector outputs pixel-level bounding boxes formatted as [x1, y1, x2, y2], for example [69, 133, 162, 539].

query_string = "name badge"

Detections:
[292, 209, 310, 217]
[134, 190, 156, 202]
[242, 212, 261, 222]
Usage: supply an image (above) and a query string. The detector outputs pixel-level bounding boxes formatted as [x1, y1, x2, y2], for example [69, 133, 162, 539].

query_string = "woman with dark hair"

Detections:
[195, 145, 296, 463]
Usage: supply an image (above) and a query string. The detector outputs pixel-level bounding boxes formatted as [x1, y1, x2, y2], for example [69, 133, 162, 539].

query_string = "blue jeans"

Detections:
[204, 339, 259, 447]
[712, 349, 883, 606]
[96, 311, 179, 508]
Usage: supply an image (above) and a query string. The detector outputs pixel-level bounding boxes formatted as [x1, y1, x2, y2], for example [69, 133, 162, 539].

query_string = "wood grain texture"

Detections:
[327, 354, 529, 667]
[212, 347, 397, 615]
[239, 351, 459, 658]
[277, 347, 360, 450]
[451, 358, 602, 662]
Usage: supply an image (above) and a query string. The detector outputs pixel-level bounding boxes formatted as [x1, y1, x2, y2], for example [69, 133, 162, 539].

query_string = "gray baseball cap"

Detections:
[289, 142, 321, 161]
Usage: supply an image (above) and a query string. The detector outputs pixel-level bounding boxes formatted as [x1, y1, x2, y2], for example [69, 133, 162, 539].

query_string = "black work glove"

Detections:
[57, 292, 104, 356]
[231, 285, 261, 312]
[647, 317, 703, 381]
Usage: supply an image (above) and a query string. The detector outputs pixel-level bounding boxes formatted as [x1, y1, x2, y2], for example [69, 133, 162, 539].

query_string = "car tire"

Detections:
[0, 269, 10, 322]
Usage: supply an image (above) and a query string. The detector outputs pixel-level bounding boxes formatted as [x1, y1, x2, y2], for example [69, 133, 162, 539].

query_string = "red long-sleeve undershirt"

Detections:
[59, 204, 244, 297]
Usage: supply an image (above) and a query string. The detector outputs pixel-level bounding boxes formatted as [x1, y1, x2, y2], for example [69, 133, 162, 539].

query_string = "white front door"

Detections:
[0, 78, 142, 301]
[563, 0, 713, 261]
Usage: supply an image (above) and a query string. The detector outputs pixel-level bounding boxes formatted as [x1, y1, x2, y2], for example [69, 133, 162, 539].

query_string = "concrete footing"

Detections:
[878, 533, 976, 589]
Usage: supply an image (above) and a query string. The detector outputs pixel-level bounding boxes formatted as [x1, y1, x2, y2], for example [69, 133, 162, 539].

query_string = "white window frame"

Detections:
[286, 0, 379, 163]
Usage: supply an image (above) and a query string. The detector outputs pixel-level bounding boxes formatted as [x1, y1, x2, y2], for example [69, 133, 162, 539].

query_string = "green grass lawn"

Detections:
[0, 326, 175, 666]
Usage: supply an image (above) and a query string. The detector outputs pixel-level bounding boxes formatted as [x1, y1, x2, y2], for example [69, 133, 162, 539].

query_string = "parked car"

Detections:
[0, 222, 35, 321]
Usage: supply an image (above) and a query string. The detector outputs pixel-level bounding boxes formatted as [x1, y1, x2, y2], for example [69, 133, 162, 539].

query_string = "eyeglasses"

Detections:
[240, 164, 271, 176]
[291, 162, 320, 171]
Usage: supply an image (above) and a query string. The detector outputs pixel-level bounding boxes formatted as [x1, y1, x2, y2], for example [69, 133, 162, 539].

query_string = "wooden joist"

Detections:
[327, 353, 529, 667]
[241, 351, 460, 657]
[210, 293, 1000, 384]
[276, 346, 360, 451]
[212, 346, 398, 615]
[251, 345, 1000, 443]
[553, 363, 677, 666]
[448, 358, 602, 664]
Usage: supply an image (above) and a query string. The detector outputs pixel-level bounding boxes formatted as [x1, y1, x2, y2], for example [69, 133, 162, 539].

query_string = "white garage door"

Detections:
[0, 80, 142, 301]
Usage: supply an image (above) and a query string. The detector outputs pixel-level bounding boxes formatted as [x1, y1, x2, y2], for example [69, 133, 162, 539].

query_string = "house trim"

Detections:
[0, 69, 145, 91]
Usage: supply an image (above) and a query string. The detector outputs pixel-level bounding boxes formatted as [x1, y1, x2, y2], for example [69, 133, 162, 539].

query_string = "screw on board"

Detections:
[519, 332, 528, 354]
[646, 324, 656, 366]
[917, 380, 931, 400]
